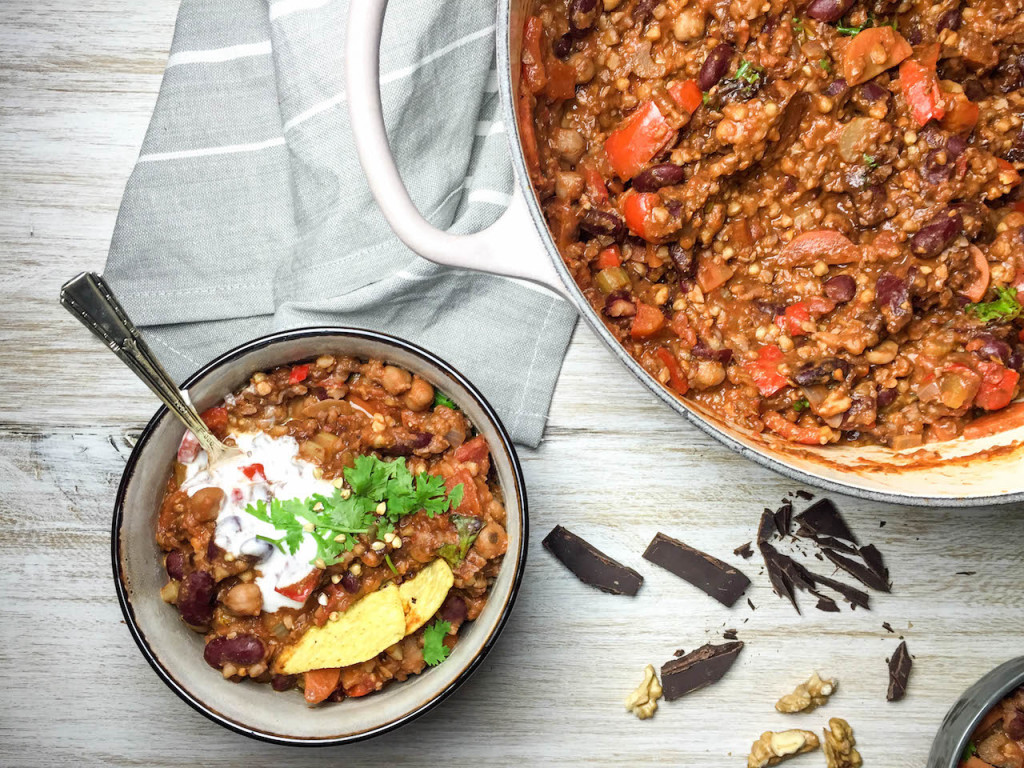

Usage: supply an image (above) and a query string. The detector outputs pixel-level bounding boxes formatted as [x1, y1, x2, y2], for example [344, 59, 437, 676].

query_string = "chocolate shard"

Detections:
[796, 490, 815, 500]
[542, 526, 643, 596]
[887, 640, 912, 702]
[812, 536, 860, 556]
[723, 628, 738, 640]
[794, 498, 859, 544]
[824, 548, 891, 592]
[747, 598, 756, 611]
[757, 509, 778, 544]
[859, 544, 889, 583]
[660, 642, 744, 701]
[774, 500, 793, 537]
[812, 592, 840, 612]
[760, 543, 800, 614]
[643, 533, 751, 607]
[734, 542, 754, 559]
[806, 570, 870, 610]
[882, 622, 894, 633]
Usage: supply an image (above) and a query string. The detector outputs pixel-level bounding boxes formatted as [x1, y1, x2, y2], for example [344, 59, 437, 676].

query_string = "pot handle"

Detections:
[345, 0, 569, 299]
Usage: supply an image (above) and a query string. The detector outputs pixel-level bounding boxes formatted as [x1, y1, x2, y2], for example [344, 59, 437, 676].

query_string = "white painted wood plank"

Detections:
[1, 1, 1022, 766]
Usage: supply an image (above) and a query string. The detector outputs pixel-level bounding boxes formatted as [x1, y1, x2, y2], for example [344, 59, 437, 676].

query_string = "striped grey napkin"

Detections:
[103, 0, 577, 446]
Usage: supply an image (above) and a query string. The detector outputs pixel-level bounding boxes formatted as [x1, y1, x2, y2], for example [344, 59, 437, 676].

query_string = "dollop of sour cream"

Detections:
[179, 431, 337, 613]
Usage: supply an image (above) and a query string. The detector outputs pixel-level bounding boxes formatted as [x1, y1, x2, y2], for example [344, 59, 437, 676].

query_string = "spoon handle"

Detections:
[60, 272, 227, 460]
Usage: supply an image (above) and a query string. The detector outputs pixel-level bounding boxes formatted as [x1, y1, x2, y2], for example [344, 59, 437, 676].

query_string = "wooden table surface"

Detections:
[2, 1, 1021, 765]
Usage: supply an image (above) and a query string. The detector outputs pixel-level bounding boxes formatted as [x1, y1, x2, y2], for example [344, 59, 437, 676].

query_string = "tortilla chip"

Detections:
[276, 584, 405, 675]
[399, 559, 454, 634]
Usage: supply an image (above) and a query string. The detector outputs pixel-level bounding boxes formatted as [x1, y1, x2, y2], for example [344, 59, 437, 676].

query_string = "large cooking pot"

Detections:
[345, 0, 1024, 506]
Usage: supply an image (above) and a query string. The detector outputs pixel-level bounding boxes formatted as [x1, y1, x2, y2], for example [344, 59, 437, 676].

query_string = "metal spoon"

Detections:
[60, 272, 239, 465]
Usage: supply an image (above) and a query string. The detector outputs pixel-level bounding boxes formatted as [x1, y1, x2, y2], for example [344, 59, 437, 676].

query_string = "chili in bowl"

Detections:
[114, 328, 527, 744]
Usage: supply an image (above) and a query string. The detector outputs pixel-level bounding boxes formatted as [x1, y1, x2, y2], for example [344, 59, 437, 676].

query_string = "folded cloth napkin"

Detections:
[103, 0, 577, 446]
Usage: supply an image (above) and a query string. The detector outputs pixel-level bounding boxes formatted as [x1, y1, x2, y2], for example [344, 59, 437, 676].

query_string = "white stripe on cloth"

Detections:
[475, 120, 505, 137]
[467, 189, 510, 206]
[268, 0, 331, 22]
[282, 24, 495, 133]
[166, 40, 273, 69]
[137, 137, 285, 163]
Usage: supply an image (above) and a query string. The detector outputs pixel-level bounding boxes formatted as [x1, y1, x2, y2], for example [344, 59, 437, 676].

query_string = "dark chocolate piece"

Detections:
[660, 642, 744, 701]
[734, 542, 754, 559]
[643, 532, 750, 607]
[774, 500, 793, 537]
[859, 544, 889, 583]
[882, 622, 894, 633]
[879, 521, 887, 528]
[747, 598, 756, 611]
[673, 648, 687, 657]
[956, 571, 976, 576]
[723, 628, 738, 640]
[757, 509, 778, 543]
[824, 549, 891, 592]
[813, 592, 840, 612]
[795, 498, 858, 543]
[805, 570, 871, 610]
[796, 490, 815, 500]
[887, 640, 912, 702]
[812, 536, 860, 555]
[542, 526, 643, 596]
[760, 543, 800, 614]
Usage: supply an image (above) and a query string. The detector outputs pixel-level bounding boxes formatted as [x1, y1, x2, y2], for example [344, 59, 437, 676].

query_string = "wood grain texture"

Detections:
[1, 2, 1022, 766]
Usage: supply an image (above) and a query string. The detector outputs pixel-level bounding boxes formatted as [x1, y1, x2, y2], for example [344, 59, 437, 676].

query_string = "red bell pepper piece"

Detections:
[744, 346, 789, 397]
[669, 79, 702, 113]
[453, 435, 489, 465]
[521, 16, 547, 95]
[581, 163, 609, 204]
[545, 59, 576, 101]
[303, 668, 341, 705]
[446, 469, 481, 516]
[899, 58, 946, 127]
[622, 190, 661, 240]
[974, 361, 1020, 411]
[200, 406, 229, 439]
[288, 364, 310, 384]
[655, 348, 689, 394]
[276, 570, 320, 603]
[775, 302, 813, 337]
[630, 302, 666, 339]
[241, 463, 266, 481]
[596, 245, 622, 269]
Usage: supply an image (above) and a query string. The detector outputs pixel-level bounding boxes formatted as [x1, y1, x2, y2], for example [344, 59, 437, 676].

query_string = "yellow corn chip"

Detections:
[276, 584, 405, 675]
[399, 559, 454, 634]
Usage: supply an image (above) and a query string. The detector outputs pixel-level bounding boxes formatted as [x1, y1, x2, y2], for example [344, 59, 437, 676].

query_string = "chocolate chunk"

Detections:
[859, 544, 889, 583]
[812, 536, 860, 555]
[879, 520, 887, 528]
[643, 533, 751, 607]
[723, 628, 738, 640]
[660, 642, 744, 701]
[882, 621, 894, 633]
[824, 549, 891, 592]
[774, 500, 793, 537]
[805, 570, 871, 610]
[757, 509, 778, 543]
[796, 490, 815, 500]
[887, 640, 912, 702]
[956, 571, 976, 576]
[795, 498, 859, 543]
[747, 598, 756, 611]
[813, 592, 840, 612]
[734, 542, 754, 559]
[760, 543, 800, 614]
[673, 648, 687, 657]
[542, 526, 643, 596]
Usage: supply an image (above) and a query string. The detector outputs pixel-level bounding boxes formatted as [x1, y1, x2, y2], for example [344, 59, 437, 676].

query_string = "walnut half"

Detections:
[624, 664, 663, 720]
[748, 729, 820, 768]
[776, 672, 838, 714]
[823, 718, 863, 768]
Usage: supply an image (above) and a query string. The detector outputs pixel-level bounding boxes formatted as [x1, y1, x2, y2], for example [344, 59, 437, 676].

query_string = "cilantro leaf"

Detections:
[961, 741, 977, 762]
[736, 59, 763, 85]
[422, 620, 452, 666]
[818, 57, 831, 72]
[433, 391, 458, 410]
[863, 153, 879, 169]
[967, 286, 1022, 323]
[793, 398, 810, 412]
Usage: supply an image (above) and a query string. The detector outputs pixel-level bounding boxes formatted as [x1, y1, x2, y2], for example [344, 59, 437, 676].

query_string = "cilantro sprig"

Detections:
[735, 59, 764, 86]
[863, 153, 879, 169]
[245, 454, 464, 568]
[967, 286, 1023, 323]
[433, 390, 458, 410]
[423, 620, 452, 666]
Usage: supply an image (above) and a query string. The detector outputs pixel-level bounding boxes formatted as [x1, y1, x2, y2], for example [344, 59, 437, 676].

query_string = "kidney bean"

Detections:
[859, 82, 887, 103]
[271, 674, 297, 692]
[554, 33, 574, 59]
[633, 163, 686, 193]
[178, 570, 216, 627]
[382, 430, 433, 456]
[669, 243, 696, 279]
[962, 77, 987, 102]
[825, 78, 849, 97]
[439, 594, 468, 624]
[579, 209, 625, 240]
[936, 7, 961, 31]
[761, 15, 779, 38]
[973, 334, 1012, 364]
[754, 299, 784, 315]
[824, 274, 857, 303]
[793, 358, 851, 387]
[693, 341, 733, 364]
[876, 387, 898, 409]
[910, 210, 963, 258]
[568, 0, 598, 34]
[922, 149, 952, 184]
[875, 273, 908, 310]
[1005, 129, 1024, 164]
[633, 0, 658, 21]
[946, 134, 967, 160]
[165, 551, 187, 581]
[1009, 345, 1024, 372]
[604, 295, 637, 318]
[905, 24, 923, 45]
[204, 634, 265, 669]
[698, 44, 733, 91]
[340, 571, 360, 593]
[1007, 713, 1024, 741]
[806, 0, 854, 22]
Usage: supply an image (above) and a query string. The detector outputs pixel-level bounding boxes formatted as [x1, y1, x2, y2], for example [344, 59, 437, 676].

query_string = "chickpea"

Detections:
[473, 523, 508, 560]
[552, 127, 586, 163]
[378, 364, 412, 395]
[188, 487, 225, 522]
[402, 377, 435, 411]
[222, 582, 262, 616]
